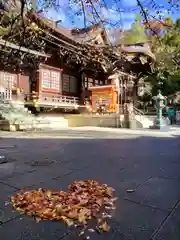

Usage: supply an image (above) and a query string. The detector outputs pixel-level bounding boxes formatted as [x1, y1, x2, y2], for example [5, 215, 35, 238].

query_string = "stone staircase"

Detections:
[133, 107, 154, 129]
[133, 107, 171, 129]
[0, 100, 68, 131]
[35, 115, 69, 129]
[0, 100, 36, 131]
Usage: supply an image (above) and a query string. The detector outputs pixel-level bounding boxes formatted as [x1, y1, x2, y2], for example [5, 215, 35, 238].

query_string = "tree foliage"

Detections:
[145, 17, 180, 96]
[0, 9, 120, 72]
[144, 17, 173, 37]
[0, 10, 46, 71]
[123, 14, 148, 45]
[155, 18, 180, 74]
[1, 0, 180, 93]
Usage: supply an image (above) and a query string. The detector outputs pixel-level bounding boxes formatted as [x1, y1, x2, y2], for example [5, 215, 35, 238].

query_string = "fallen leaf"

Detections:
[61, 216, 74, 226]
[46, 190, 52, 198]
[10, 180, 117, 236]
[35, 217, 41, 223]
[99, 221, 110, 232]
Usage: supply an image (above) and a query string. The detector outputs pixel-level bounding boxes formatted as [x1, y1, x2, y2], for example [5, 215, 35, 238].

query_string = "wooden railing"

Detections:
[25, 93, 80, 108]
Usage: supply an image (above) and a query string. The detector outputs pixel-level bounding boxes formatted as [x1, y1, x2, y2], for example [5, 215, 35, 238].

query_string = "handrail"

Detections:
[133, 106, 145, 116]
[133, 106, 145, 122]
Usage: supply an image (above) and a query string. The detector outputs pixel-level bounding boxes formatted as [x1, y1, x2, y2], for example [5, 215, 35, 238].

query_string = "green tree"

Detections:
[156, 18, 180, 74]
[123, 14, 148, 45]
[145, 17, 180, 96]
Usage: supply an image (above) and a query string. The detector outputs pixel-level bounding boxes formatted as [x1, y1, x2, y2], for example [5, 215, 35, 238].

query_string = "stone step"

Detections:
[134, 115, 154, 129]
[0, 100, 36, 130]
[0, 100, 69, 131]
[36, 116, 69, 129]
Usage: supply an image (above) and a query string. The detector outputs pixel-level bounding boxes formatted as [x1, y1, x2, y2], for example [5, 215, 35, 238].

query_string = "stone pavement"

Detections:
[0, 126, 179, 139]
[0, 130, 180, 240]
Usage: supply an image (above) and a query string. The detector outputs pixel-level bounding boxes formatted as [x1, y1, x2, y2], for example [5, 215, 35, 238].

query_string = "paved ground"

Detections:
[0, 129, 180, 240]
[0, 125, 180, 139]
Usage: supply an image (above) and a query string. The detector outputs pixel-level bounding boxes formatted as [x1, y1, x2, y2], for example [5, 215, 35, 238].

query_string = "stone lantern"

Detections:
[153, 90, 167, 129]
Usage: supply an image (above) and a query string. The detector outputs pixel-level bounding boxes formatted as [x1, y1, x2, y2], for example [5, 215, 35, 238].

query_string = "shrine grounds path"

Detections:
[0, 129, 180, 240]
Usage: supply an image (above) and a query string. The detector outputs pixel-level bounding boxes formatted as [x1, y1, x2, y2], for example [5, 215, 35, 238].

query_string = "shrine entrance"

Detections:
[89, 85, 117, 113]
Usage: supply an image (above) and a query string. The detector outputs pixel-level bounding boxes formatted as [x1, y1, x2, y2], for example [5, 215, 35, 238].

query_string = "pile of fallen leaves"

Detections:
[11, 180, 117, 238]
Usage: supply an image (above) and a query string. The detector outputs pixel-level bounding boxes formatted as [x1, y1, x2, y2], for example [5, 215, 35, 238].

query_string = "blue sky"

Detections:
[41, 0, 179, 29]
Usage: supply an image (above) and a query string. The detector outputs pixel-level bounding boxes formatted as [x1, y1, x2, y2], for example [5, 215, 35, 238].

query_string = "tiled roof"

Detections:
[40, 16, 154, 58]
[121, 44, 155, 59]
[35, 14, 73, 41]
[71, 22, 109, 44]
[36, 15, 107, 44]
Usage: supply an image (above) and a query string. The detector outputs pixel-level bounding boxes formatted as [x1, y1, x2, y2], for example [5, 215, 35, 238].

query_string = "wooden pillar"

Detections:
[80, 72, 86, 105]
[17, 73, 20, 89]
[132, 79, 138, 104]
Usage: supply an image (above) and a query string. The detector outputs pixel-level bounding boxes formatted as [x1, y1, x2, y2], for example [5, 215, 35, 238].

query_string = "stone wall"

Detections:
[64, 114, 122, 128]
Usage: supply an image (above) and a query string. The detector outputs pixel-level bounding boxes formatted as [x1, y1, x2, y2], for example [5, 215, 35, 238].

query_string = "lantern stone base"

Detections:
[151, 117, 170, 131]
